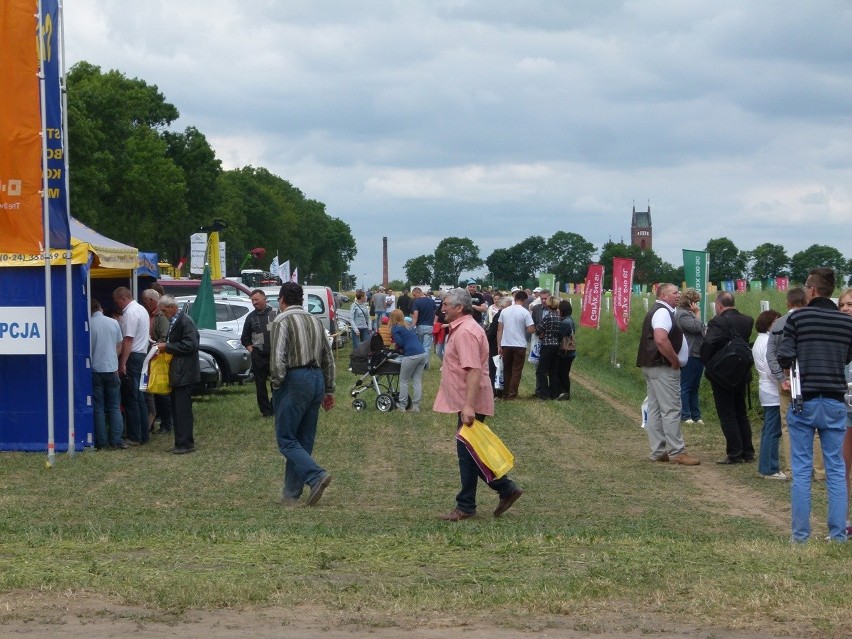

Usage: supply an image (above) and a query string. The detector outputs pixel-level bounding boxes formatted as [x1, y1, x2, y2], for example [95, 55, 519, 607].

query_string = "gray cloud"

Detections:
[64, 0, 852, 286]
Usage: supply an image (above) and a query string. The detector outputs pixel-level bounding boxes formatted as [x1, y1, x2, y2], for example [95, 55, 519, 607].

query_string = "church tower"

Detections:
[631, 205, 652, 251]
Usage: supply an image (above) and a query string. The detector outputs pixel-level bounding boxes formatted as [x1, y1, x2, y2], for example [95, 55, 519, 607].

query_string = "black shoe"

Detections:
[172, 446, 195, 455]
[115, 442, 130, 450]
[716, 456, 745, 465]
[306, 473, 332, 506]
[742, 456, 755, 462]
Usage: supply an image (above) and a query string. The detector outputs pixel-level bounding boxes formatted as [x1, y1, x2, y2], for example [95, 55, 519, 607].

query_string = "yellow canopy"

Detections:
[0, 218, 138, 275]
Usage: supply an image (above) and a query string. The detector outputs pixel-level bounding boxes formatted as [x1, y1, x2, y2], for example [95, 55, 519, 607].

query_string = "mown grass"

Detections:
[1, 300, 849, 636]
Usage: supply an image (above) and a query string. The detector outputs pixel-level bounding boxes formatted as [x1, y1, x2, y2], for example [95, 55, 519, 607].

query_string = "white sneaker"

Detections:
[695, 419, 704, 424]
[395, 403, 407, 412]
[761, 472, 787, 480]
[683, 419, 694, 424]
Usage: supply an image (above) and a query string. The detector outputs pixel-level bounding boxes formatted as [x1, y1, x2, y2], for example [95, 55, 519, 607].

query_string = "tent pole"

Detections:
[37, 0, 55, 466]
[59, 0, 75, 456]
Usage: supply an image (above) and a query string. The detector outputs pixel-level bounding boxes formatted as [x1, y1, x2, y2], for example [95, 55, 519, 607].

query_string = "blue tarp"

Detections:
[0, 265, 92, 451]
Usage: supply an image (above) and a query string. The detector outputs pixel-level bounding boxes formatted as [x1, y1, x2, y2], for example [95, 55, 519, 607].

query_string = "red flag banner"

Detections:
[0, 1, 44, 253]
[612, 258, 635, 332]
[776, 276, 789, 291]
[736, 279, 747, 292]
[579, 264, 604, 329]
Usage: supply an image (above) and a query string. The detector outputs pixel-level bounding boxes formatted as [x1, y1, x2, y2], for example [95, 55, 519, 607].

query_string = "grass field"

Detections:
[1, 290, 850, 637]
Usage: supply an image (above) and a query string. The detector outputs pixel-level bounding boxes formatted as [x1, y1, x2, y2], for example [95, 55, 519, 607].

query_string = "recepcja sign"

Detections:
[0, 307, 46, 354]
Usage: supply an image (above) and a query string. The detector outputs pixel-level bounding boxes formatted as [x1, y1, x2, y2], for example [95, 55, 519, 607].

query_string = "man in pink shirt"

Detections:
[434, 288, 523, 521]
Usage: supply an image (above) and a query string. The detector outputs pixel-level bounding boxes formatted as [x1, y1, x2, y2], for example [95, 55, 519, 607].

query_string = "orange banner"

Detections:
[0, 1, 44, 253]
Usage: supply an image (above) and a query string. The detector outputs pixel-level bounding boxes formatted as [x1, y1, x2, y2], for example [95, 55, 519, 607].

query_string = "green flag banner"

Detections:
[682, 249, 709, 323]
[190, 263, 217, 329]
[538, 273, 555, 293]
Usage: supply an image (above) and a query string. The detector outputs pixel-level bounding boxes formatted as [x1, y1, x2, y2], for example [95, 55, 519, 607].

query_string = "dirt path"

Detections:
[571, 370, 790, 530]
[0, 592, 787, 639]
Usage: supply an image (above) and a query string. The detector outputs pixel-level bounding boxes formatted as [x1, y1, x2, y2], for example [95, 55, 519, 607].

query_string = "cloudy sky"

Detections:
[64, 1, 852, 287]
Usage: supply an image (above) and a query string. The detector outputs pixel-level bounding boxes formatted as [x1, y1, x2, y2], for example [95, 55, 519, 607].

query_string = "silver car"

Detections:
[198, 328, 252, 384]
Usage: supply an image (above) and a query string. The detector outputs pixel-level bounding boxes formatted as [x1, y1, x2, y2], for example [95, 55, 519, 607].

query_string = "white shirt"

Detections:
[752, 332, 780, 406]
[119, 300, 151, 354]
[498, 303, 534, 347]
[651, 302, 689, 367]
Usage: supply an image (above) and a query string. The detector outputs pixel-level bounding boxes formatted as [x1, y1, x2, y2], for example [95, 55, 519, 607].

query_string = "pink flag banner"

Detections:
[579, 264, 604, 329]
[612, 258, 634, 332]
[776, 276, 789, 291]
[736, 279, 747, 292]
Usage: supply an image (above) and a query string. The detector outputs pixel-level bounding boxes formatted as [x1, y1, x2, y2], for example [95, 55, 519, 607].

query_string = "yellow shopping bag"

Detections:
[455, 419, 514, 481]
[146, 352, 172, 395]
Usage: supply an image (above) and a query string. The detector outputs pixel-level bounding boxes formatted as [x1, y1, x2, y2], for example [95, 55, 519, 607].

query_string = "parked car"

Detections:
[176, 295, 254, 335]
[198, 328, 252, 384]
[157, 278, 252, 299]
[193, 350, 221, 395]
[333, 291, 350, 306]
[259, 285, 348, 348]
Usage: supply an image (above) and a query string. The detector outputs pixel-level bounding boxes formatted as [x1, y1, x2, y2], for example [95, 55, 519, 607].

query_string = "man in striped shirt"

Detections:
[778, 267, 852, 542]
[270, 282, 336, 507]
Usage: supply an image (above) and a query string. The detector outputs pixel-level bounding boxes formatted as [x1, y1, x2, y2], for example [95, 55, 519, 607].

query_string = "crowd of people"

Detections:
[640, 269, 852, 543]
[89, 268, 852, 539]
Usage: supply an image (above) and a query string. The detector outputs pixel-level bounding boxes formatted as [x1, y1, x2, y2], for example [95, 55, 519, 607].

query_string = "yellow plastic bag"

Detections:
[456, 419, 514, 481]
[146, 352, 172, 395]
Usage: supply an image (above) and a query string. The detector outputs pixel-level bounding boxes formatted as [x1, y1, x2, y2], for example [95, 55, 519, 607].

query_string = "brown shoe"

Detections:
[494, 488, 523, 517]
[306, 473, 332, 506]
[670, 452, 700, 466]
[439, 508, 475, 521]
[651, 452, 669, 462]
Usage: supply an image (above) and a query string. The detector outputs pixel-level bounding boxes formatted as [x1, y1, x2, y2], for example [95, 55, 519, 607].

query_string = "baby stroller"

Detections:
[349, 334, 410, 412]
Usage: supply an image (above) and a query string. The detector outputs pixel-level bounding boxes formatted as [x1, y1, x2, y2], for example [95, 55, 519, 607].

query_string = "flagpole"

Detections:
[37, 0, 55, 466]
[58, 0, 75, 456]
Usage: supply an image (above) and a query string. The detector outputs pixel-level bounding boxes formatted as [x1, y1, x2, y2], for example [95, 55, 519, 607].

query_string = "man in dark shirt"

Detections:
[397, 289, 412, 316]
[241, 290, 277, 417]
[411, 287, 436, 366]
[466, 280, 487, 325]
[777, 267, 852, 542]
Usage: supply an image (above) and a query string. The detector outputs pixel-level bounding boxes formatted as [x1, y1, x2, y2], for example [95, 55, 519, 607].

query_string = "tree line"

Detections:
[404, 235, 852, 291]
[66, 62, 356, 285]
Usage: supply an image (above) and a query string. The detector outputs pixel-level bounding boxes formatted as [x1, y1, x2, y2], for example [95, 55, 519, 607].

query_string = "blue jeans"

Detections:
[272, 367, 327, 499]
[92, 371, 124, 447]
[351, 327, 371, 349]
[758, 405, 781, 475]
[398, 352, 427, 409]
[415, 325, 433, 368]
[679, 356, 703, 420]
[124, 351, 150, 443]
[788, 397, 848, 542]
[455, 414, 518, 514]
[372, 311, 385, 330]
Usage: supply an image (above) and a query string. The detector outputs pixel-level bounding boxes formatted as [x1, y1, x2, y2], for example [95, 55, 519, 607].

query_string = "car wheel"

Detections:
[208, 352, 231, 385]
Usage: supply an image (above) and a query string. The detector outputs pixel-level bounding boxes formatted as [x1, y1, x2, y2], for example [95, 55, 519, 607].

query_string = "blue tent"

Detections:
[0, 220, 138, 451]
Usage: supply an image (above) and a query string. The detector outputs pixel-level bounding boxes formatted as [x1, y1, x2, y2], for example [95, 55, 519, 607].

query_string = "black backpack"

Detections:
[704, 317, 753, 389]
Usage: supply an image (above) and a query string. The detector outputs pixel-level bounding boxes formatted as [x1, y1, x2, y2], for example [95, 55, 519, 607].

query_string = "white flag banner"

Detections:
[291, 267, 299, 283]
[219, 242, 226, 277]
[190, 233, 207, 275]
[270, 255, 279, 276]
[279, 259, 290, 283]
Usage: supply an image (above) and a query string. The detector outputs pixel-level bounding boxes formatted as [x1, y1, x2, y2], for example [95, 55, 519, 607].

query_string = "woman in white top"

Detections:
[753, 309, 783, 479]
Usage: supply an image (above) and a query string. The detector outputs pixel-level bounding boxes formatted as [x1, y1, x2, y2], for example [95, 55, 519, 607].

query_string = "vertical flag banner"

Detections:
[269, 255, 279, 276]
[207, 232, 222, 279]
[41, 0, 70, 250]
[682, 249, 710, 322]
[776, 276, 789, 291]
[0, 1, 44, 252]
[579, 264, 604, 329]
[736, 279, 746, 292]
[279, 259, 290, 283]
[612, 258, 635, 332]
[219, 241, 226, 276]
[291, 267, 299, 283]
[538, 273, 555, 293]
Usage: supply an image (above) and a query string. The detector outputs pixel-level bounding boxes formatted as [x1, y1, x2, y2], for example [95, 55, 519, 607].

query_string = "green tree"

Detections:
[542, 231, 596, 283]
[746, 243, 789, 280]
[596, 240, 631, 290]
[162, 127, 222, 264]
[790, 244, 848, 285]
[705, 237, 748, 284]
[404, 255, 434, 286]
[433, 237, 483, 286]
[67, 62, 186, 250]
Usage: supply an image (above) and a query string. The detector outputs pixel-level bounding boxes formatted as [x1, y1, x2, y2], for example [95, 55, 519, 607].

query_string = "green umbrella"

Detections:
[189, 263, 217, 329]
